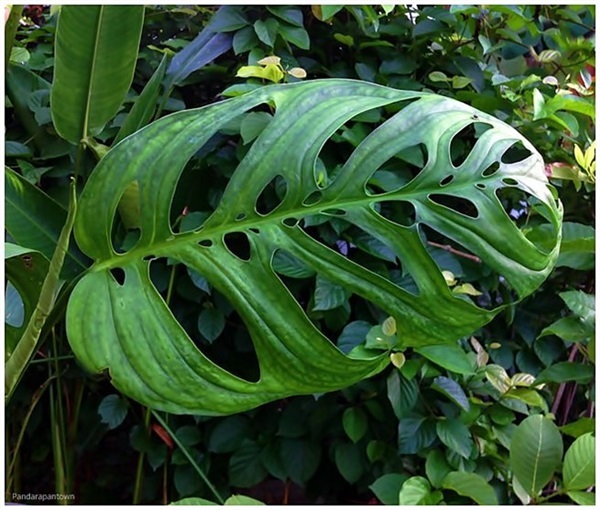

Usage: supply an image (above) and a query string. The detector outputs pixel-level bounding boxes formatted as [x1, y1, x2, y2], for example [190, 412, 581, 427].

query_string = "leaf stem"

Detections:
[152, 411, 224, 504]
[132, 407, 152, 504]
[427, 241, 481, 263]
[5, 180, 78, 402]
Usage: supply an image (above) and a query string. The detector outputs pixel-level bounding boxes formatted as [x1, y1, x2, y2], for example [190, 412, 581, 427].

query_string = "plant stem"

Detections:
[152, 411, 224, 504]
[5, 5, 23, 64]
[132, 407, 152, 504]
[5, 180, 77, 402]
[427, 241, 481, 263]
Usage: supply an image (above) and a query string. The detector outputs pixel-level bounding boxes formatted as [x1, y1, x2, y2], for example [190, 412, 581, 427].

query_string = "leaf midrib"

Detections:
[82, 6, 105, 139]
[93, 179, 485, 271]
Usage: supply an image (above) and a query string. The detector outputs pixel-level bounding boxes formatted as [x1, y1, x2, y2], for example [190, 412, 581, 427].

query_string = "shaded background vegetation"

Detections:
[5, 4, 595, 505]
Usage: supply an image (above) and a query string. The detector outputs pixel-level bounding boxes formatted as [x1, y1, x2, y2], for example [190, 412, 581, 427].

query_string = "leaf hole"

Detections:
[282, 217, 299, 227]
[255, 174, 287, 216]
[143, 255, 156, 262]
[476, 183, 486, 190]
[502, 177, 519, 186]
[321, 208, 346, 217]
[113, 228, 141, 254]
[248, 227, 260, 234]
[109, 268, 126, 286]
[428, 194, 479, 219]
[396, 143, 428, 182]
[450, 122, 493, 168]
[5, 281, 24, 328]
[482, 162, 500, 177]
[375, 200, 416, 227]
[440, 175, 454, 187]
[501, 142, 532, 164]
[223, 232, 251, 261]
[236, 212, 247, 221]
[303, 190, 323, 206]
[198, 239, 213, 248]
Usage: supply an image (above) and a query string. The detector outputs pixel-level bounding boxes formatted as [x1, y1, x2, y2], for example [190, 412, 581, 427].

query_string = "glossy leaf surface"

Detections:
[66, 79, 562, 415]
[51, 6, 144, 143]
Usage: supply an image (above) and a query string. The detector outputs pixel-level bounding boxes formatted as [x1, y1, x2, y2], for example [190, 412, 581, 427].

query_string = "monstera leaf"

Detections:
[66, 79, 562, 415]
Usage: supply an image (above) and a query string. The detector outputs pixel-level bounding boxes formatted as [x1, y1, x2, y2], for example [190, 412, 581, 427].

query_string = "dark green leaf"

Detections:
[415, 344, 475, 375]
[442, 471, 498, 505]
[426, 450, 451, 488]
[254, 19, 279, 47]
[436, 418, 473, 458]
[342, 407, 368, 443]
[277, 25, 310, 50]
[208, 416, 250, 453]
[398, 417, 437, 454]
[431, 376, 470, 412]
[114, 55, 167, 144]
[369, 473, 407, 505]
[229, 440, 267, 488]
[280, 438, 320, 485]
[208, 6, 249, 32]
[5, 167, 88, 279]
[337, 321, 371, 354]
[233, 26, 259, 55]
[98, 394, 128, 429]
[266, 6, 304, 27]
[198, 307, 225, 343]
[312, 274, 349, 311]
[334, 442, 363, 483]
[387, 370, 418, 420]
[534, 362, 594, 385]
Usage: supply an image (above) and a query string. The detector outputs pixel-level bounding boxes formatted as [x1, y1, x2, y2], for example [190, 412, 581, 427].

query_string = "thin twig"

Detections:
[551, 344, 579, 416]
[427, 241, 481, 263]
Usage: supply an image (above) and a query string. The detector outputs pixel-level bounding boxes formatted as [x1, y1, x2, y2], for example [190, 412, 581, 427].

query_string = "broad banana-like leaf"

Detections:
[51, 5, 144, 144]
[66, 80, 562, 415]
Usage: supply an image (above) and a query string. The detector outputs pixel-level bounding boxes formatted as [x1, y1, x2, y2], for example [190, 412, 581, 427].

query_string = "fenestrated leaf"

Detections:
[563, 433, 595, 491]
[442, 471, 498, 505]
[51, 6, 145, 143]
[5, 244, 49, 357]
[509, 414, 563, 497]
[5, 167, 89, 279]
[66, 79, 562, 415]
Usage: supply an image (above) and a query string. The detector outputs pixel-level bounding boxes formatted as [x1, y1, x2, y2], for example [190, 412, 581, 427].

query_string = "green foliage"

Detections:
[5, 4, 594, 505]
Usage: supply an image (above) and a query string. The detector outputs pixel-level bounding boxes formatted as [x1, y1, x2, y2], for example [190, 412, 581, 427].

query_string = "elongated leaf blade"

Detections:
[5, 167, 89, 279]
[66, 80, 562, 415]
[51, 5, 144, 143]
[509, 414, 563, 497]
[114, 55, 167, 144]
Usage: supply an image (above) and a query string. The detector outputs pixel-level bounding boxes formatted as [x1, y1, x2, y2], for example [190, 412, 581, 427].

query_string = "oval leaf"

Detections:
[442, 471, 498, 505]
[563, 433, 595, 491]
[509, 414, 563, 497]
